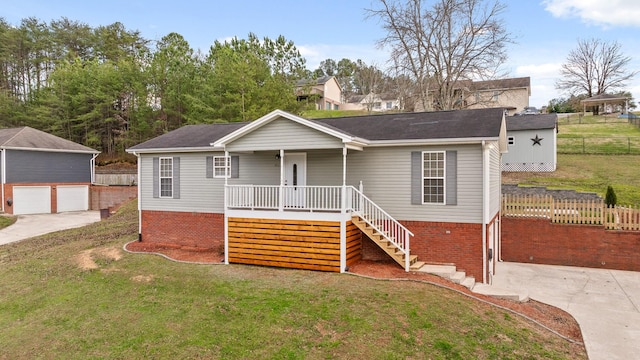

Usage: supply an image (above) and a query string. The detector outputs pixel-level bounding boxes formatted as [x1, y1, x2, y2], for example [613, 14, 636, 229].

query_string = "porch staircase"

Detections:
[351, 215, 424, 271]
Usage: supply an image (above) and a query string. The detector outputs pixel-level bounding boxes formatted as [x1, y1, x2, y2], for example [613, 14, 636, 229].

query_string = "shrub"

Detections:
[605, 185, 617, 207]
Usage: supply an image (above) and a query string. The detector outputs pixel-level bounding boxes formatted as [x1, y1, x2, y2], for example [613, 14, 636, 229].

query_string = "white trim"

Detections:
[126, 146, 223, 154]
[0, 146, 98, 154]
[366, 137, 500, 147]
[158, 157, 173, 198]
[225, 209, 350, 222]
[213, 156, 230, 178]
[421, 150, 446, 205]
[0, 149, 4, 213]
[212, 109, 364, 148]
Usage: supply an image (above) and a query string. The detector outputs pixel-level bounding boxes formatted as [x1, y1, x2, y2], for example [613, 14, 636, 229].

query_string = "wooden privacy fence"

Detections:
[502, 194, 640, 231]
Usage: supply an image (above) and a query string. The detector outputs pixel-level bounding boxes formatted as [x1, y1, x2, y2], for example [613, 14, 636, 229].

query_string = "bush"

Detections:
[605, 185, 617, 207]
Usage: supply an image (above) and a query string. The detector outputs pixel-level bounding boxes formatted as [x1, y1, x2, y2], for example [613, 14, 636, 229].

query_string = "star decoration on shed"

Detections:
[531, 134, 543, 146]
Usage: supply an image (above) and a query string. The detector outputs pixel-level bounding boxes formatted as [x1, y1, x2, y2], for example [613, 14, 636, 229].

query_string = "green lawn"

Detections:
[0, 215, 16, 230]
[0, 201, 583, 359]
[557, 115, 640, 154]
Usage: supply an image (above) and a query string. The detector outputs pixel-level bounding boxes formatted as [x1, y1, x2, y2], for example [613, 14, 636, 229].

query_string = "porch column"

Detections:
[279, 149, 284, 211]
[340, 146, 347, 272]
[224, 149, 229, 265]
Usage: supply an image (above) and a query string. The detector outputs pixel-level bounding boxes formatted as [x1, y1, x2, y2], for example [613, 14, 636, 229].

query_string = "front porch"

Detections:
[224, 185, 418, 272]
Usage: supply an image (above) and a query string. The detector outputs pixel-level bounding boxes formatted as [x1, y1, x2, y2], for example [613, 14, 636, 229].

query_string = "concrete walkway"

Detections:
[478, 262, 640, 360]
[0, 211, 101, 245]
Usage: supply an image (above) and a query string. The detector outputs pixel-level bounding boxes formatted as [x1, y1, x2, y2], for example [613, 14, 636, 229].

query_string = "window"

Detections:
[325, 101, 331, 110]
[159, 157, 173, 197]
[422, 151, 445, 204]
[374, 102, 382, 109]
[213, 156, 230, 178]
[333, 104, 339, 110]
[386, 101, 393, 109]
[508, 136, 515, 146]
[491, 91, 499, 102]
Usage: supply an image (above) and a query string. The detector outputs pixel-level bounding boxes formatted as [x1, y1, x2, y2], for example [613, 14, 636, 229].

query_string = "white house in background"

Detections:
[127, 108, 507, 283]
[342, 93, 402, 112]
[502, 114, 557, 172]
[295, 76, 342, 110]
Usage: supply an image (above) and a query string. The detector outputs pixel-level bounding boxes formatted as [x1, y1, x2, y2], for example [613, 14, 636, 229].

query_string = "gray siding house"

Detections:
[503, 114, 557, 172]
[0, 127, 99, 215]
[127, 109, 507, 283]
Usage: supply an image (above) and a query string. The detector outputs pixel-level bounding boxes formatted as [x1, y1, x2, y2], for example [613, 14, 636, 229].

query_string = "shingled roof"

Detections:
[506, 114, 557, 131]
[0, 127, 98, 153]
[128, 108, 505, 151]
[128, 122, 247, 151]
[314, 108, 504, 141]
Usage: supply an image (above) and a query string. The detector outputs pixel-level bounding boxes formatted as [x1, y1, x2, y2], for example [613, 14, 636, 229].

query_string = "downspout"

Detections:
[1, 149, 5, 213]
[90, 153, 99, 184]
[482, 140, 489, 284]
[224, 148, 229, 265]
[133, 151, 142, 241]
[340, 146, 347, 272]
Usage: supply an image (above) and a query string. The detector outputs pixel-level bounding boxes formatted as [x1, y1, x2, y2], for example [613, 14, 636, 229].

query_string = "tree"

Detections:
[367, 0, 512, 111]
[557, 39, 638, 107]
[605, 185, 617, 207]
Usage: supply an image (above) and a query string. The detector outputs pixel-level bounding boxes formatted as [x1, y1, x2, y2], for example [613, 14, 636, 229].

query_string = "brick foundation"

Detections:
[140, 210, 224, 254]
[361, 219, 486, 281]
[502, 217, 640, 271]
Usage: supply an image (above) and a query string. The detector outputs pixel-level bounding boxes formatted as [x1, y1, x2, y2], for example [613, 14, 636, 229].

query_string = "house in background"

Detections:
[465, 77, 531, 116]
[502, 114, 557, 172]
[342, 93, 402, 112]
[127, 108, 506, 283]
[0, 127, 99, 215]
[415, 77, 531, 115]
[295, 75, 342, 110]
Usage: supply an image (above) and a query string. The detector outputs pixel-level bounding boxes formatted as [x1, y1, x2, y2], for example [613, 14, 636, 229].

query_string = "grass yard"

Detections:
[0, 201, 584, 359]
[557, 115, 640, 154]
[504, 154, 640, 206]
[0, 215, 16, 230]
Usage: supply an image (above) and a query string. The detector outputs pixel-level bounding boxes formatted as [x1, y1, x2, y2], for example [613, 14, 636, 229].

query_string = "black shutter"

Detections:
[446, 151, 457, 205]
[152, 157, 159, 198]
[173, 157, 180, 199]
[231, 156, 239, 178]
[206, 156, 213, 178]
[411, 151, 422, 205]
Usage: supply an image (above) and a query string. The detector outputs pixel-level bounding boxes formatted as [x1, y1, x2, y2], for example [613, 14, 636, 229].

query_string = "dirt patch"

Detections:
[130, 275, 154, 283]
[75, 247, 123, 270]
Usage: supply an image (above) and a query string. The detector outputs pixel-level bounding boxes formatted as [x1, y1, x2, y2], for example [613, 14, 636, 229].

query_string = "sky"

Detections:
[2, 0, 639, 108]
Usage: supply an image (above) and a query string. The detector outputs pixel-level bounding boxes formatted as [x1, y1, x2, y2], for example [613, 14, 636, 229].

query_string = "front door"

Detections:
[283, 153, 307, 208]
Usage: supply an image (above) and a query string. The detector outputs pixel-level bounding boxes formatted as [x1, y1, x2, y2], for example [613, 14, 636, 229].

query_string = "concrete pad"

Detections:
[0, 211, 101, 245]
[492, 262, 640, 360]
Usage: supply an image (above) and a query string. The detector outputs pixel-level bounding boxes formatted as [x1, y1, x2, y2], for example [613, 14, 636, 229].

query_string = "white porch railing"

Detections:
[226, 184, 414, 271]
[226, 185, 344, 211]
[348, 187, 414, 271]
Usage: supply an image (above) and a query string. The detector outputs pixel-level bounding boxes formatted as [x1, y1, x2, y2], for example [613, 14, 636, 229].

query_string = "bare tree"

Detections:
[367, 0, 513, 111]
[557, 38, 638, 100]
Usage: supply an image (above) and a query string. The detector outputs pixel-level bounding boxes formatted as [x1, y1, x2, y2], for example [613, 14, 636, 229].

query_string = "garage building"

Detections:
[0, 127, 99, 215]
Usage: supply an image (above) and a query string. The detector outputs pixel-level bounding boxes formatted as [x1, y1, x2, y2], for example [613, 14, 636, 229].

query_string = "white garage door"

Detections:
[13, 186, 52, 215]
[57, 185, 89, 213]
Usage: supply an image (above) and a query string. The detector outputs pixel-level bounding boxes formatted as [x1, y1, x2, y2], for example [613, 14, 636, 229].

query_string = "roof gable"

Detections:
[0, 127, 98, 153]
[213, 109, 362, 149]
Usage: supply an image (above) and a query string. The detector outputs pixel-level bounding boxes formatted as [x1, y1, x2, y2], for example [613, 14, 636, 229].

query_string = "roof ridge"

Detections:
[2, 126, 28, 147]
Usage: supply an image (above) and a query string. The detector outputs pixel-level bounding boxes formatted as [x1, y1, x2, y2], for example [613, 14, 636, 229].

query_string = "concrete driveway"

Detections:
[0, 211, 101, 245]
[490, 262, 640, 360]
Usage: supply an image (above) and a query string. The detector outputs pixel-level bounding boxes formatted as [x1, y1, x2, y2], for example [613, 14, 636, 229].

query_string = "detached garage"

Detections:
[0, 127, 99, 215]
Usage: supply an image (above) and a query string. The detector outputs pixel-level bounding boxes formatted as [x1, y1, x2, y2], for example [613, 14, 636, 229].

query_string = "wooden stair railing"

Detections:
[347, 187, 421, 271]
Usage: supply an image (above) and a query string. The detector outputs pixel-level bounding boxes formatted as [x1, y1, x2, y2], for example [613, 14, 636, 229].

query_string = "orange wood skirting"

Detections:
[228, 218, 361, 272]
